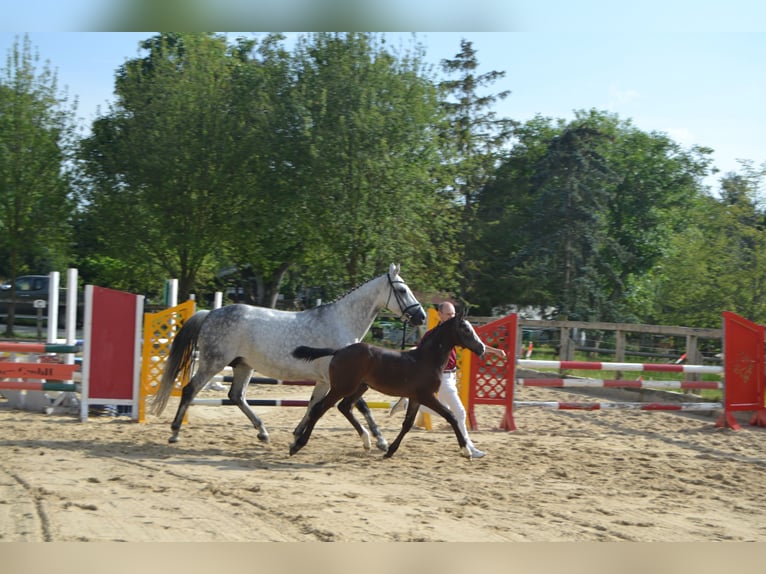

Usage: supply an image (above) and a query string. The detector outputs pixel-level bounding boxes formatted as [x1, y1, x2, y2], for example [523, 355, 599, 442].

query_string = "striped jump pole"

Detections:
[0, 381, 78, 392]
[193, 398, 313, 407]
[517, 359, 723, 375]
[517, 378, 724, 391]
[513, 401, 722, 412]
[215, 375, 315, 387]
[1, 345, 81, 414]
[468, 311, 766, 432]
[192, 398, 395, 409]
[0, 361, 80, 381]
[0, 342, 81, 354]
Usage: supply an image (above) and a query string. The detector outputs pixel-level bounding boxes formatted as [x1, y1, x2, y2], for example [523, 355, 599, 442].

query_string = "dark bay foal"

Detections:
[290, 309, 486, 459]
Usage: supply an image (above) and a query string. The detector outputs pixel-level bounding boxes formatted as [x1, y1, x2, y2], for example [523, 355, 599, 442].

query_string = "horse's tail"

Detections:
[292, 346, 337, 362]
[151, 310, 211, 416]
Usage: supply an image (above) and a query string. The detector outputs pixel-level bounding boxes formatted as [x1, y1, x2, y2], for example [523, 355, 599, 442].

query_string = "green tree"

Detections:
[78, 33, 242, 299]
[77, 32, 456, 306]
[287, 32, 452, 292]
[439, 38, 515, 299]
[471, 110, 713, 321]
[216, 33, 343, 307]
[635, 168, 766, 327]
[0, 35, 77, 334]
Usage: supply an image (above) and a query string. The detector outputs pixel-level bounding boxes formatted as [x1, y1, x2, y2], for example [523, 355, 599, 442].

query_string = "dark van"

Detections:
[0, 275, 82, 325]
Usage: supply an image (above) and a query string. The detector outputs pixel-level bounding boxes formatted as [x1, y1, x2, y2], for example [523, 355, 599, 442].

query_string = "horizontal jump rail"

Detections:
[213, 375, 315, 386]
[0, 362, 80, 380]
[0, 380, 79, 392]
[517, 359, 723, 375]
[192, 398, 395, 409]
[0, 342, 81, 354]
[517, 378, 723, 390]
[514, 401, 722, 411]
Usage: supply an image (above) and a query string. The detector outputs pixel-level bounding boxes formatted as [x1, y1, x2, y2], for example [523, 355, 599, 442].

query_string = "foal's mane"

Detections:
[418, 317, 456, 349]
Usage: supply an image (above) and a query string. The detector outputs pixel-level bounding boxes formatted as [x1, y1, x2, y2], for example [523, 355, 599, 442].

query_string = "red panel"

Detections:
[723, 311, 765, 412]
[89, 286, 138, 400]
[469, 313, 517, 431]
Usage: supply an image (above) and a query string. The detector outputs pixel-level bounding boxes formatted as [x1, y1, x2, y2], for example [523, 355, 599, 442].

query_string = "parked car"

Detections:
[0, 275, 83, 326]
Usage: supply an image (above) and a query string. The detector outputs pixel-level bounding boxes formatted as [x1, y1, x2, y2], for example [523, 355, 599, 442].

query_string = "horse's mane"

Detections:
[311, 272, 385, 310]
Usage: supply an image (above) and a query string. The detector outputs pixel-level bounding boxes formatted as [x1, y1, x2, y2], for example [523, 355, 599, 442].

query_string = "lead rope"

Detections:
[401, 321, 407, 350]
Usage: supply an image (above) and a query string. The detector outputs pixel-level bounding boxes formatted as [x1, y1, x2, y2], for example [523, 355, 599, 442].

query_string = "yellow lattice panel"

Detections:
[138, 300, 196, 422]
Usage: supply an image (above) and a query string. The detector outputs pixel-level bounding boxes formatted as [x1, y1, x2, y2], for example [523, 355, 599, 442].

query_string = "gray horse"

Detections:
[151, 263, 426, 450]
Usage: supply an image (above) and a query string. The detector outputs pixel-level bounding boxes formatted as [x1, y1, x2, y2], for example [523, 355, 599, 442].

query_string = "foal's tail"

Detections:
[292, 346, 337, 362]
[151, 310, 211, 416]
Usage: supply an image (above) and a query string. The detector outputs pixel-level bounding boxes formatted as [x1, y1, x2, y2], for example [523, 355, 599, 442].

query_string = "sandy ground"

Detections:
[2, 380, 766, 543]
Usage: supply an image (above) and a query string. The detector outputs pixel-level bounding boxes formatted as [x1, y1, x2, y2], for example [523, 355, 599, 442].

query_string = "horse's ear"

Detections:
[389, 263, 400, 276]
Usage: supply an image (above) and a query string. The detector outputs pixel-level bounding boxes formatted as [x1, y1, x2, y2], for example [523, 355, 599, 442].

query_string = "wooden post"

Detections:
[686, 334, 700, 384]
[615, 329, 625, 379]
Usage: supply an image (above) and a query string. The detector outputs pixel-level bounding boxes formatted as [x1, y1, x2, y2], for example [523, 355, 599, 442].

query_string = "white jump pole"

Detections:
[46, 271, 60, 343]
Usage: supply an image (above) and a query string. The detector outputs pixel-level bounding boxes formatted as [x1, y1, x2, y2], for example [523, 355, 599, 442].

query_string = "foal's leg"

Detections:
[354, 397, 389, 451]
[293, 379, 330, 439]
[419, 394, 472, 459]
[289, 388, 344, 455]
[383, 399, 421, 459]
[228, 363, 269, 443]
[337, 385, 374, 451]
[169, 365, 219, 443]
[295, 380, 385, 452]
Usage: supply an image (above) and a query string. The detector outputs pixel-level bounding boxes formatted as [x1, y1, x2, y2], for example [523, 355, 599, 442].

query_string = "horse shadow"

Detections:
[0, 424, 355, 472]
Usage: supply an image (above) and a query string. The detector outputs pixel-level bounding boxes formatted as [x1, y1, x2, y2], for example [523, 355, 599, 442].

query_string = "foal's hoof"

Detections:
[289, 444, 301, 456]
[168, 435, 179, 444]
[382, 445, 397, 459]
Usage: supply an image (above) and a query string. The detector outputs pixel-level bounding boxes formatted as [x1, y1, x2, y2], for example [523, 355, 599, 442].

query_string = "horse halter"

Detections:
[387, 273, 422, 323]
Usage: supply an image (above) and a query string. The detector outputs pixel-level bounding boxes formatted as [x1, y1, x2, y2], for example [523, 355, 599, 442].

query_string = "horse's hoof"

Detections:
[289, 444, 300, 456]
[375, 437, 389, 452]
[257, 433, 270, 444]
[168, 435, 179, 444]
[460, 446, 473, 459]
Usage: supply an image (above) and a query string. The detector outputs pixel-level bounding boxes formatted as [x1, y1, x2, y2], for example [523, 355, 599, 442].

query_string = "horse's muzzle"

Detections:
[406, 306, 426, 326]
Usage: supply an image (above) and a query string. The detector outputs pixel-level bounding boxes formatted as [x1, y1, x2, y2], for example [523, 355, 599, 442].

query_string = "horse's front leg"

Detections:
[384, 399, 420, 458]
[419, 395, 472, 459]
[293, 380, 330, 439]
[354, 396, 388, 451]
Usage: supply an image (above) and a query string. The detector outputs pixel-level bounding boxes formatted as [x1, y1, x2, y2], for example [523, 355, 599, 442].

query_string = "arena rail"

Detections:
[468, 311, 766, 432]
[0, 341, 80, 412]
[0, 269, 82, 414]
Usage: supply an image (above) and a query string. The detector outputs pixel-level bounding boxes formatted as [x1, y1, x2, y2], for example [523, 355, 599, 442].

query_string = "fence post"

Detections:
[685, 334, 701, 383]
[615, 330, 625, 379]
